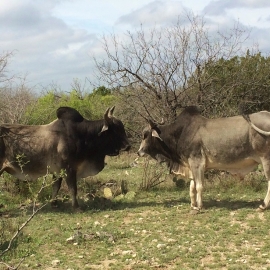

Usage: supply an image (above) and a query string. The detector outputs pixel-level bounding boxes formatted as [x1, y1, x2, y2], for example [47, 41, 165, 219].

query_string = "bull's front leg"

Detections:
[258, 158, 270, 211]
[258, 180, 270, 211]
[189, 156, 205, 213]
[65, 170, 79, 209]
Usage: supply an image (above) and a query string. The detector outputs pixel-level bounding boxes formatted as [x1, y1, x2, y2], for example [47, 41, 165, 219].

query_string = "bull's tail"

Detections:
[243, 114, 270, 136]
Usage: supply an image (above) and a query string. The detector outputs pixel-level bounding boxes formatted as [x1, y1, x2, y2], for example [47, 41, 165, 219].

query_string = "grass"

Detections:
[1, 153, 270, 269]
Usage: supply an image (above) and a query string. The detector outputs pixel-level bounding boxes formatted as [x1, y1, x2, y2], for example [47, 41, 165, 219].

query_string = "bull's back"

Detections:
[198, 116, 256, 164]
[0, 122, 65, 179]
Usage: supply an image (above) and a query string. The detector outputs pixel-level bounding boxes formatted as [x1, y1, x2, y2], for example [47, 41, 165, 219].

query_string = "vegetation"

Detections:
[1, 154, 269, 269]
[24, 86, 117, 125]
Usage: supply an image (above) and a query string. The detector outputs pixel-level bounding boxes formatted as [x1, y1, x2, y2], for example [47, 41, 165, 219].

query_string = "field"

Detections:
[1, 153, 270, 270]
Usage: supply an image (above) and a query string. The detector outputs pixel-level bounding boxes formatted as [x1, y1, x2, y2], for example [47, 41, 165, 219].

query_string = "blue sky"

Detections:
[1, 0, 270, 92]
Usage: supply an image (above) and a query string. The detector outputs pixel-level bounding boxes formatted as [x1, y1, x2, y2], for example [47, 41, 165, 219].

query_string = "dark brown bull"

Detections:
[0, 106, 130, 209]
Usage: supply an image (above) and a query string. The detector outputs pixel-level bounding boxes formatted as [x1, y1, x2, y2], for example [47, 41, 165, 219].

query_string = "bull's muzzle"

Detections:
[124, 144, 131, 151]
[137, 148, 145, 157]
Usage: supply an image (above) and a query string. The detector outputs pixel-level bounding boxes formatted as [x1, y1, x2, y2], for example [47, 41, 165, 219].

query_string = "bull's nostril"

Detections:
[124, 145, 131, 151]
[137, 150, 145, 157]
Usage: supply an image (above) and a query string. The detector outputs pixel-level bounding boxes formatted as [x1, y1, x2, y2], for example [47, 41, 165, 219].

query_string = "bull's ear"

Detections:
[98, 124, 108, 135]
[100, 106, 115, 136]
[152, 129, 163, 141]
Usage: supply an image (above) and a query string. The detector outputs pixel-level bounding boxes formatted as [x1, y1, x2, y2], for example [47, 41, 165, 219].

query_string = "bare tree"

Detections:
[0, 51, 15, 84]
[0, 51, 37, 124]
[0, 77, 36, 124]
[94, 12, 249, 125]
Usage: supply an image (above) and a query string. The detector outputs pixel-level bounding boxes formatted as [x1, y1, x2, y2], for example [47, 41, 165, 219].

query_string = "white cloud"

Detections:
[116, 1, 187, 28]
[203, 0, 270, 15]
[0, 0, 270, 91]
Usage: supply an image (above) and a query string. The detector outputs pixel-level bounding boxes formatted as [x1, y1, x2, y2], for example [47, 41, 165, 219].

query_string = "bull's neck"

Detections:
[159, 124, 180, 162]
[82, 119, 105, 136]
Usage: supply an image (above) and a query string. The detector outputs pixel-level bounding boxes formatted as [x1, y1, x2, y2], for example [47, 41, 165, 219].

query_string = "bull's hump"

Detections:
[57, 107, 84, 122]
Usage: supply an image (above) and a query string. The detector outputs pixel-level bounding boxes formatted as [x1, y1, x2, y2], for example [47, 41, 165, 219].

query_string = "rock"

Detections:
[124, 191, 136, 200]
[66, 235, 75, 242]
[103, 187, 113, 199]
[51, 259, 60, 266]
[157, 244, 166, 249]
[122, 250, 133, 255]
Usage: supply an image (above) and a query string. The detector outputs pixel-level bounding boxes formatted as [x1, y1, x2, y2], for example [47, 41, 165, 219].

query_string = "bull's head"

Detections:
[137, 119, 166, 159]
[99, 106, 130, 155]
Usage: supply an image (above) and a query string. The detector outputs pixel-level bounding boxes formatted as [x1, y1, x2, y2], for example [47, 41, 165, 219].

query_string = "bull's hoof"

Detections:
[190, 208, 200, 215]
[256, 205, 266, 212]
[51, 200, 59, 208]
[72, 206, 83, 213]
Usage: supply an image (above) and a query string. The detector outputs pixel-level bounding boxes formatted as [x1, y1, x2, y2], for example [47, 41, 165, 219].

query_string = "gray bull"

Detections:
[0, 106, 130, 209]
[138, 106, 270, 212]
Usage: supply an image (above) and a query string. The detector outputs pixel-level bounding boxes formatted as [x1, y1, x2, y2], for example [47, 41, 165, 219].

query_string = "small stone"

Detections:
[51, 259, 60, 266]
[167, 238, 176, 243]
[122, 250, 133, 255]
[66, 236, 75, 242]
[157, 244, 166, 249]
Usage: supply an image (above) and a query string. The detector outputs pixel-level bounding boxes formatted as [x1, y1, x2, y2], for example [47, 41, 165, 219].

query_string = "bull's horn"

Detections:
[159, 118, 165, 125]
[148, 119, 156, 129]
[148, 118, 165, 126]
[108, 106, 115, 118]
[104, 107, 110, 122]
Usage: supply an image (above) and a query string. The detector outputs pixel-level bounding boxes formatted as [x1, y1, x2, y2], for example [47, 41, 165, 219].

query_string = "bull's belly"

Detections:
[3, 160, 63, 181]
[1, 157, 105, 180]
[206, 157, 259, 176]
[76, 160, 105, 179]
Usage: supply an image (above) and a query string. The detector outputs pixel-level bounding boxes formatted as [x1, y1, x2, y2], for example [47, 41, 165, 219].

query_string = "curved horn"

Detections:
[148, 119, 156, 129]
[108, 106, 115, 118]
[159, 118, 165, 125]
[104, 107, 110, 122]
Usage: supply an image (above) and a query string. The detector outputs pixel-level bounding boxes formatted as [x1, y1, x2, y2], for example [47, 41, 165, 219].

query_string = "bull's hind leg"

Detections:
[51, 176, 62, 208]
[258, 157, 270, 211]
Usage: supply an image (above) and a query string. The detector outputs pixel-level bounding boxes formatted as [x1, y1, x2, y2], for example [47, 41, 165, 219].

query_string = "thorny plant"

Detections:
[139, 158, 168, 190]
[0, 161, 60, 270]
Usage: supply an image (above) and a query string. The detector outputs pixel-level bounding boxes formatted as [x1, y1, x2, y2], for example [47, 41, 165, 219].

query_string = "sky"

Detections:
[1, 0, 270, 92]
